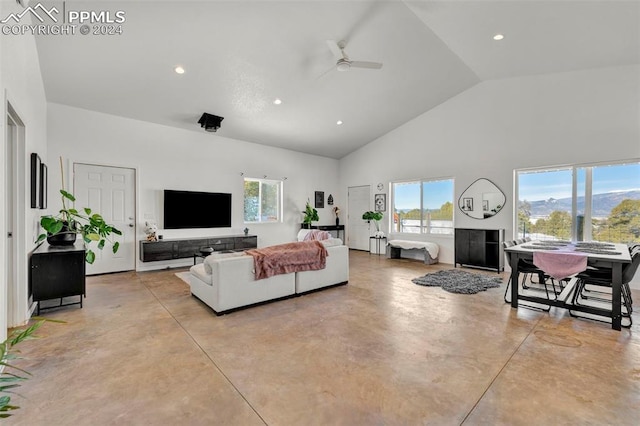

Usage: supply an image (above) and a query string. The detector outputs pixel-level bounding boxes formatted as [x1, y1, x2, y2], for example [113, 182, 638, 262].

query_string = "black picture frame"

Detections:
[374, 193, 386, 212]
[30, 153, 41, 209]
[315, 191, 324, 208]
[463, 197, 473, 211]
[40, 163, 48, 209]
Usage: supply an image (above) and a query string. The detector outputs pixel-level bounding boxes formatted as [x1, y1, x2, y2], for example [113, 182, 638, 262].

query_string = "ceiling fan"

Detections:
[325, 40, 383, 73]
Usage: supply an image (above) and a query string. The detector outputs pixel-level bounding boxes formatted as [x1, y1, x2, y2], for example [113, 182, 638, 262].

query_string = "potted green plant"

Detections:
[302, 199, 319, 228]
[35, 157, 122, 264]
[362, 211, 384, 235]
[0, 318, 61, 418]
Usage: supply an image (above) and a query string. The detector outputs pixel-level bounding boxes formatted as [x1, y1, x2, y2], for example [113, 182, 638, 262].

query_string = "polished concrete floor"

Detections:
[7, 250, 640, 425]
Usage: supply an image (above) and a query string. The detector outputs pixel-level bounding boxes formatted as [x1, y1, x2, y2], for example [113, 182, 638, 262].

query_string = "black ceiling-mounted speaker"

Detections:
[197, 113, 224, 132]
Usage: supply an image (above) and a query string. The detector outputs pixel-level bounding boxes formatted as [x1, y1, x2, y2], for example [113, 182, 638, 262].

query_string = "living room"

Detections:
[1, 0, 639, 423]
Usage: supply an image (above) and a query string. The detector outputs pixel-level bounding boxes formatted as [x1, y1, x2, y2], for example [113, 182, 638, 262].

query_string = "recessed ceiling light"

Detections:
[336, 120, 343, 125]
[493, 34, 504, 41]
[273, 98, 282, 105]
[174, 66, 185, 74]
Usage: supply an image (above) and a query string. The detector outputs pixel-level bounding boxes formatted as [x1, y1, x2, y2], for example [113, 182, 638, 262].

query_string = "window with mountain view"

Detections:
[391, 178, 454, 235]
[516, 161, 640, 243]
[244, 178, 282, 223]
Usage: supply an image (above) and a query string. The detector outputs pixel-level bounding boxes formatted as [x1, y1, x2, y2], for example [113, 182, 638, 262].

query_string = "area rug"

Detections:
[175, 271, 190, 285]
[411, 269, 502, 294]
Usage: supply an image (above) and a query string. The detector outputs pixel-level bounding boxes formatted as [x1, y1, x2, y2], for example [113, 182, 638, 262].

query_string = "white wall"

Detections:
[47, 103, 341, 271]
[0, 1, 49, 334]
[339, 65, 640, 268]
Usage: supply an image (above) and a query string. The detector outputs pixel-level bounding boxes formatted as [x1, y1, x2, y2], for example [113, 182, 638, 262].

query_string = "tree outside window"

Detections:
[244, 178, 282, 223]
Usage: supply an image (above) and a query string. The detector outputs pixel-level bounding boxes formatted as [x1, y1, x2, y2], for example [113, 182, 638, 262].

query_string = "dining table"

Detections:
[505, 240, 632, 330]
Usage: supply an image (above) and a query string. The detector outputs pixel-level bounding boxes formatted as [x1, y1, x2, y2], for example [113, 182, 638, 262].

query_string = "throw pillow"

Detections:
[303, 230, 331, 241]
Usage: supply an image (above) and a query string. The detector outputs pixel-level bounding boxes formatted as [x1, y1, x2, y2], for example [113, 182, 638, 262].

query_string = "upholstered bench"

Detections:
[387, 240, 439, 265]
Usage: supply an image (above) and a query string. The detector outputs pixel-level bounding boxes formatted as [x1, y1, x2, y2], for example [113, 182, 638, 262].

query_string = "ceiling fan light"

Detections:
[336, 60, 351, 72]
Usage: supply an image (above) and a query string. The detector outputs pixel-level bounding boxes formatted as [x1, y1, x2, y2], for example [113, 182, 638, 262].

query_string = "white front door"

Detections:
[74, 163, 136, 275]
[347, 185, 371, 251]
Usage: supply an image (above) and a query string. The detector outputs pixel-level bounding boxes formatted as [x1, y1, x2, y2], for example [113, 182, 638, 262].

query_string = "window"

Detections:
[392, 178, 454, 235]
[516, 161, 640, 244]
[243, 178, 282, 223]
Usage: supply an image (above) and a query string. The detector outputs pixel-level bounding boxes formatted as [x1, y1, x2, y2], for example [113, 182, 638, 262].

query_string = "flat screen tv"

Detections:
[164, 190, 232, 229]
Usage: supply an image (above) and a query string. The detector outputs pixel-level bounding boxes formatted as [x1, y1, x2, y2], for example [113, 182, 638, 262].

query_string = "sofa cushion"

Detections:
[190, 263, 212, 285]
[297, 229, 311, 242]
[203, 251, 247, 274]
[321, 238, 343, 247]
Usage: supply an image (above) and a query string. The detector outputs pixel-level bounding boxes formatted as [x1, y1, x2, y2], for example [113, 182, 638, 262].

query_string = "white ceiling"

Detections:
[34, 0, 640, 159]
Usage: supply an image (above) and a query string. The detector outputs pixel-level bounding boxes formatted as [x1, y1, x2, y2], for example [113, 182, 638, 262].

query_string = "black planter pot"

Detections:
[47, 223, 77, 246]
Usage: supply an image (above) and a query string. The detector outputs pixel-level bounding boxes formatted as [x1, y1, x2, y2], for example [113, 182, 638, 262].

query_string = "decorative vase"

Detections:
[46, 222, 77, 246]
[335, 217, 340, 227]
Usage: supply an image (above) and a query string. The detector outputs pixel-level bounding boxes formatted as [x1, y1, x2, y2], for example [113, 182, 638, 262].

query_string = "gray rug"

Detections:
[412, 269, 502, 294]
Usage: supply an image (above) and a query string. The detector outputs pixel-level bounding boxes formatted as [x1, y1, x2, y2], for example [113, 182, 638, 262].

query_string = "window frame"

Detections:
[390, 176, 455, 236]
[243, 177, 284, 224]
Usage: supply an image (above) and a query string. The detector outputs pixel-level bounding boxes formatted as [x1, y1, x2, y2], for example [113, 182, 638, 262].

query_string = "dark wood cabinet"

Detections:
[140, 235, 257, 262]
[30, 242, 86, 314]
[455, 228, 504, 272]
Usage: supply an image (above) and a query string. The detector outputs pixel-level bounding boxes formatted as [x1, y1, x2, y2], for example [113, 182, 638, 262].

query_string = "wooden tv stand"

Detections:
[139, 234, 257, 262]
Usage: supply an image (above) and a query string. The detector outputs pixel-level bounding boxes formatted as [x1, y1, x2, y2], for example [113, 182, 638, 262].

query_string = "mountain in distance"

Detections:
[525, 190, 639, 217]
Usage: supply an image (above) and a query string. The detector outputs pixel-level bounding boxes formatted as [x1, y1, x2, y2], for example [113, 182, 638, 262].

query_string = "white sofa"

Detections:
[189, 232, 348, 314]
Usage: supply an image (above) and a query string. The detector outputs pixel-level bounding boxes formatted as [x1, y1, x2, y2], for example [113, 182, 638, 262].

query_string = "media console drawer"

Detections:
[140, 234, 257, 262]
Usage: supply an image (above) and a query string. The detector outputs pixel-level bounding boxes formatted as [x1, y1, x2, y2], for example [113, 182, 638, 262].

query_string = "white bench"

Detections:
[386, 240, 439, 265]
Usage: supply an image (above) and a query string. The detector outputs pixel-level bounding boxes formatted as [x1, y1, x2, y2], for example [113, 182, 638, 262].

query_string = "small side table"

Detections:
[194, 247, 214, 265]
[369, 236, 387, 256]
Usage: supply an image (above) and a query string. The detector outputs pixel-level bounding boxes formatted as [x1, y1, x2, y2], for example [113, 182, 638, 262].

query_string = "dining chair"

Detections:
[503, 240, 553, 310]
[570, 245, 639, 327]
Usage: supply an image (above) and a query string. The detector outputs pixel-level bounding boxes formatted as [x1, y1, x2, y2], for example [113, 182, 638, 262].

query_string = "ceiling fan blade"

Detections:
[326, 40, 344, 59]
[350, 61, 383, 70]
[316, 65, 336, 80]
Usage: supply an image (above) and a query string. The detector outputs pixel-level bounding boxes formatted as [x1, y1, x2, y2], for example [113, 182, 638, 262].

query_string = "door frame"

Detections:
[70, 159, 139, 273]
[4, 100, 29, 330]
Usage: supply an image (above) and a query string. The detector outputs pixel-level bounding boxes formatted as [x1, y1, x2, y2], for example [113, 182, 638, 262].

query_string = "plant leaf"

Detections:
[97, 240, 105, 250]
[112, 242, 120, 253]
[84, 207, 92, 215]
[86, 250, 96, 264]
[35, 234, 46, 244]
[60, 190, 75, 202]
[86, 233, 100, 242]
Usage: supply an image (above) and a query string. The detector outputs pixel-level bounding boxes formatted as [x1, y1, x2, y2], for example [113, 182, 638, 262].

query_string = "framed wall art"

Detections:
[30, 153, 41, 209]
[315, 191, 324, 208]
[462, 197, 473, 211]
[374, 193, 386, 212]
[40, 162, 48, 209]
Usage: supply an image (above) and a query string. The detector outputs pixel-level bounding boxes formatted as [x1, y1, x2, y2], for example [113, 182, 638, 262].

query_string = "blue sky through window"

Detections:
[519, 163, 639, 202]
[394, 179, 453, 210]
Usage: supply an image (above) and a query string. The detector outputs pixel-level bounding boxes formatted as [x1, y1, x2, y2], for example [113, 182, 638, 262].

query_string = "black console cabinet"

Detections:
[455, 228, 504, 272]
[140, 234, 257, 262]
[30, 242, 86, 314]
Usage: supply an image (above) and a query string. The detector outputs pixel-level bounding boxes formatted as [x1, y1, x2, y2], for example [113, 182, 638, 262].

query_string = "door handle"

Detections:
[128, 224, 134, 228]
[7, 232, 12, 238]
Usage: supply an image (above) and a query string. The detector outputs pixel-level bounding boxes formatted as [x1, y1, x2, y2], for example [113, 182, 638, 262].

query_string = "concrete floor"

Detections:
[7, 250, 640, 425]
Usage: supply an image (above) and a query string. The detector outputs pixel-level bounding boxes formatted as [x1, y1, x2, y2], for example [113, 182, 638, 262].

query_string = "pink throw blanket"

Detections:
[246, 241, 328, 280]
[303, 229, 331, 241]
[533, 251, 588, 280]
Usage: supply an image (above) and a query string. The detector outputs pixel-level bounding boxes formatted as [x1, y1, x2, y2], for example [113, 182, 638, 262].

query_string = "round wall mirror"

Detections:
[458, 178, 506, 219]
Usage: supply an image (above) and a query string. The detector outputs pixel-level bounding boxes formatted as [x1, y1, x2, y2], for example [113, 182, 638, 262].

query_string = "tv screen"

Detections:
[164, 190, 232, 229]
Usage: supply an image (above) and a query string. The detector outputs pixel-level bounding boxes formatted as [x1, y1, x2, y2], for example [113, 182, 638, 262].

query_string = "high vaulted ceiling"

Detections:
[34, 1, 640, 158]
